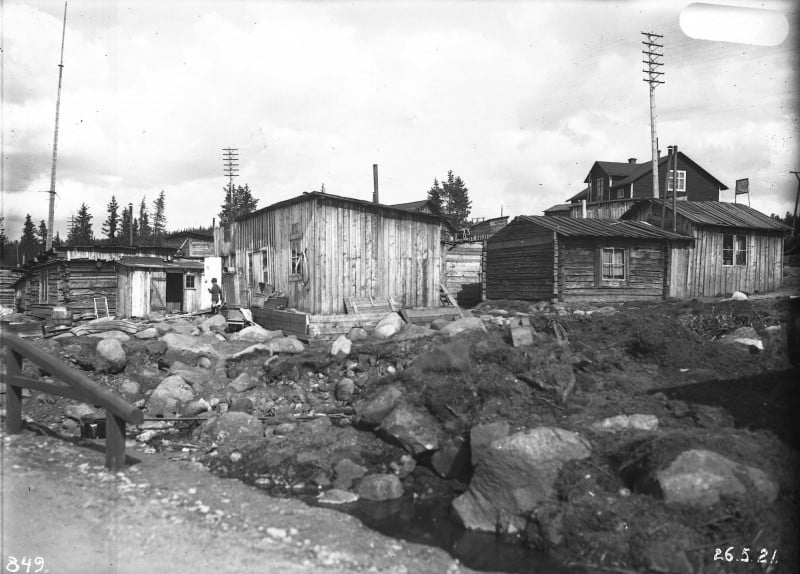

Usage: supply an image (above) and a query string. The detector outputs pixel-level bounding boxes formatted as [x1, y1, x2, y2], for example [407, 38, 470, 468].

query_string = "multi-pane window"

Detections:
[723, 234, 747, 266]
[185, 274, 195, 289]
[595, 178, 604, 202]
[601, 247, 625, 280]
[289, 221, 304, 278]
[666, 170, 687, 192]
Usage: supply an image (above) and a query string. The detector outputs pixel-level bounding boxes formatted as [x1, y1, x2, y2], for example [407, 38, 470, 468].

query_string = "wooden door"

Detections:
[150, 273, 167, 312]
[166, 273, 183, 313]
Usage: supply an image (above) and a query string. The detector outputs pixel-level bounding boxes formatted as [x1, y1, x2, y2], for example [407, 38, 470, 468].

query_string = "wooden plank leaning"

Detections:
[1, 330, 144, 470]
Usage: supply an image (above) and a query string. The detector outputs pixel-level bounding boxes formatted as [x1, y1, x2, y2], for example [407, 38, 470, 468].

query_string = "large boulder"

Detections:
[146, 375, 195, 416]
[94, 338, 127, 374]
[373, 313, 405, 339]
[264, 337, 305, 354]
[655, 449, 778, 506]
[199, 411, 265, 448]
[378, 404, 440, 455]
[439, 317, 486, 337]
[453, 427, 591, 534]
[200, 313, 228, 334]
[135, 327, 159, 340]
[333, 458, 368, 490]
[228, 372, 258, 393]
[330, 334, 352, 357]
[168, 361, 210, 388]
[592, 414, 659, 433]
[718, 326, 764, 351]
[232, 325, 284, 343]
[469, 421, 511, 467]
[357, 474, 404, 501]
[353, 385, 403, 427]
[160, 333, 220, 366]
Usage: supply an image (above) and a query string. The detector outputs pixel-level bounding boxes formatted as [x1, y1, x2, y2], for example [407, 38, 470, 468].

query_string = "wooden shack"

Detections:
[216, 191, 450, 316]
[621, 200, 790, 297]
[116, 257, 205, 317]
[0, 267, 23, 308]
[486, 216, 692, 303]
[13, 245, 179, 320]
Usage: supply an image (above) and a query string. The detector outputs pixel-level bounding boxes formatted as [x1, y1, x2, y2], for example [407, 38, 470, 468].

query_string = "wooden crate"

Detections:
[307, 310, 387, 338]
[251, 308, 309, 338]
[400, 307, 461, 326]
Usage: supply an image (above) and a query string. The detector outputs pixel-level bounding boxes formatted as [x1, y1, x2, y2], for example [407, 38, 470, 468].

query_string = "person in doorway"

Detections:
[209, 278, 222, 314]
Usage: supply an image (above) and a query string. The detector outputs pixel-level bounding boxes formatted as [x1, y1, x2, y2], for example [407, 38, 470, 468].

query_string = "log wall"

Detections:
[486, 221, 556, 301]
[444, 242, 483, 306]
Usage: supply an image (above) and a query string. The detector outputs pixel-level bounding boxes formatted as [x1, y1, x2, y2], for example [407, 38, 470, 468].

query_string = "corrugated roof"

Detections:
[543, 203, 573, 213]
[624, 200, 791, 231]
[117, 256, 204, 270]
[517, 215, 692, 240]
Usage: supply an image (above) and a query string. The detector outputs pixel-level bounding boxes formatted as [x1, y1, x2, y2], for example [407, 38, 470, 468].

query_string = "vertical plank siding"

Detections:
[229, 196, 443, 315]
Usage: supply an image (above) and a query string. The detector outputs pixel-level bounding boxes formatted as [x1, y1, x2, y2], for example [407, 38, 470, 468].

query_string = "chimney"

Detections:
[628, 157, 637, 164]
[372, 164, 379, 204]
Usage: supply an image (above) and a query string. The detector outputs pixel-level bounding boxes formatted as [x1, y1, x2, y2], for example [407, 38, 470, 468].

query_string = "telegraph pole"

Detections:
[222, 148, 239, 222]
[642, 31, 664, 201]
[47, 2, 68, 251]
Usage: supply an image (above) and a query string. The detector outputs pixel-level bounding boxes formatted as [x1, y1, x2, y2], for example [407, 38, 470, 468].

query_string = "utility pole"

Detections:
[642, 31, 664, 201]
[47, 2, 68, 251]
[791, 171, 800, 237]
[222, 148, 239, 222]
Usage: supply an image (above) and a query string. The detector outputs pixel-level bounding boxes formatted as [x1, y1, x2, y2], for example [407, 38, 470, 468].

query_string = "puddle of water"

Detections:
[310, 495, 581, 574]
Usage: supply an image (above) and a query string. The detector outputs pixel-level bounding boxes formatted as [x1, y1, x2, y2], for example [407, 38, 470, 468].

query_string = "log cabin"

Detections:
[485, 216, 692, 303]
[621, 200, 791, 297]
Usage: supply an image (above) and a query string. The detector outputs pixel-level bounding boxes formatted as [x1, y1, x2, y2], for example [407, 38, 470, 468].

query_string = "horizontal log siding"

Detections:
[445, 242, 483, 306]
[560, 238, 665, 303]
[26, 260, 117, 319]
[231, 197, 442, 315]
[486, 221, 555, 301]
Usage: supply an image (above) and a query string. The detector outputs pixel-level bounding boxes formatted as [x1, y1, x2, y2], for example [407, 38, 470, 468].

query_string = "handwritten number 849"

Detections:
[5, 556, 46, 573]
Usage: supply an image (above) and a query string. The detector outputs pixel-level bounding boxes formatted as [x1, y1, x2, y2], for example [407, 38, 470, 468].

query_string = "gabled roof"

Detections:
[513, 215, 692, 240]
[622, 200, 791, 231]
[584, 161, 640, 183]
[237, 192, 454, 231]
[611, 152, 728, 190]
[389, 199, 431, 212]
[566, 187, 589, 203]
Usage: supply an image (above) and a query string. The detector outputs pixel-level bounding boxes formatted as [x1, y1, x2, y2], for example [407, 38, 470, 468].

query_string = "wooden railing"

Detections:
[1, 331, 144, 470]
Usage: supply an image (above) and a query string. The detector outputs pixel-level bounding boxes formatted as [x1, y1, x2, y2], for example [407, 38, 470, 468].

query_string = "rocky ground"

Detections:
[2, 288, 799, 574]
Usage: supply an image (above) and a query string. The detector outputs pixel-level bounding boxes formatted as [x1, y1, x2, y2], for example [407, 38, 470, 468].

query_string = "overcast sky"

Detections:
[2, 0, 797, 240]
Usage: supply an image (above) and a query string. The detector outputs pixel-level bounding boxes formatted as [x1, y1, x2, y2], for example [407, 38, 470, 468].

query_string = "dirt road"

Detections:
[1, 430, 473, 574]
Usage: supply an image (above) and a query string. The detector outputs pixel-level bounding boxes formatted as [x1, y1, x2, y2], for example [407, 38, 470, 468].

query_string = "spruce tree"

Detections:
[138, 197, 151, 243]
[0, 216, 6, 265]
[103, 195, 120, 242]
[38, 220, 48, 250]
[20, 214, 39, 261]
[219, 183, 259, 226]
[427, 179, 444, 216]
[120, 204, 133, 245]
[151, 190, 167, 243]
[426, 171, 472, 228]
[67, 203, 94, 245]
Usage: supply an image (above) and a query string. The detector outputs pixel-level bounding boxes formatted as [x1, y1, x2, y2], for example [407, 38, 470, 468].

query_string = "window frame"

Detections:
[38, 270, 49, 303]
[722, 233, 748, 267]
[599, 246, 627, 284]
[184, 273, 196, 289]
[666, 169, 687, 193]
[289, 222, 304, 281]
[595, 178, 604, 202]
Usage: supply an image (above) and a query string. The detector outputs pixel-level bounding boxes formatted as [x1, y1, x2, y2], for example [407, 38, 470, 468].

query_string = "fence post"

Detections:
[105, 411, 127, 471]
[5, 349, 24, 434]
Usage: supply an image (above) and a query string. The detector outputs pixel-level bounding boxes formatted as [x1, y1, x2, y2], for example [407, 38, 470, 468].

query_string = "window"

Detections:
[601, 247, 625, 280]
[666, 170, 686, 193]
[595, 178, 604, 202]
[185, 274, 196, 289]
[616, 188, 625, 199]
[723, 233, 748, 266]
[290, 239, 304, 277]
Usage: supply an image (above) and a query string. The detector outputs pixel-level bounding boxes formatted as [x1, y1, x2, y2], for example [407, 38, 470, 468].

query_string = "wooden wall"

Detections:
[486, 221, 556, 301]
[25, 260, 117, 319]
[117, 267, 202, 317]
[559, 238, 666, 303]
[670, 229, 784, 298]
[229, 196, 443, 315]
[0, 269, 19, 307]
[569, 200, 636, 220]
[444, 242, 483, 306]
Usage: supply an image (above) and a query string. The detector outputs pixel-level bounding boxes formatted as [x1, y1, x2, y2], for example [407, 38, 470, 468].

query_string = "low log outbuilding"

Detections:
[486, 216, 692, 303]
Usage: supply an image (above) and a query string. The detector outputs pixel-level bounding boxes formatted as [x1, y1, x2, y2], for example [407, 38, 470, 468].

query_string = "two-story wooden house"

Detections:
[546, 151, 729, 219]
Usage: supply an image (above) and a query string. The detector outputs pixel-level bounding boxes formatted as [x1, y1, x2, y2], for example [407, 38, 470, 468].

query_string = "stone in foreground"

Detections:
[357, 474, 404, 501]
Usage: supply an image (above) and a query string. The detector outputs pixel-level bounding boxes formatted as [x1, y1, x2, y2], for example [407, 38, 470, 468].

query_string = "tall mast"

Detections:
[47, 2, 67, 251]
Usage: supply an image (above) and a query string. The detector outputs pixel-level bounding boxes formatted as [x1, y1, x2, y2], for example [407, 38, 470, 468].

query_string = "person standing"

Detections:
[209, 277, 222, 314]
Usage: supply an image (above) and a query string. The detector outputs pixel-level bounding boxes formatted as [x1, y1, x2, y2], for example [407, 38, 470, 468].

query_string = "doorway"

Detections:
[166, 272, 183, 313]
